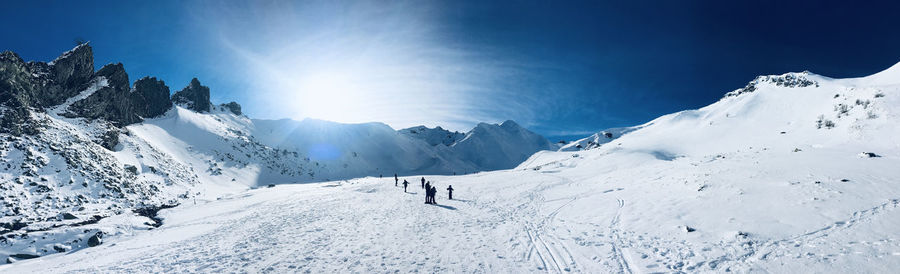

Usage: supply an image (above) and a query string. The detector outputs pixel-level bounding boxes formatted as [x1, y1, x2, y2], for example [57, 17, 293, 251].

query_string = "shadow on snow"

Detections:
[427, 203, 457, 210]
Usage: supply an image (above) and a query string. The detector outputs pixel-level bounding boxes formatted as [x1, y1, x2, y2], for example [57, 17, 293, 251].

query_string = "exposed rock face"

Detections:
[63, 65, 174, 126]
[172, 78, 211, 112]
[2, 44, 235, 134]
[1, 43, 251, 259]
[65, 63, 140, 126]
[0, 43, 96, 135]
[131, 77, 172, 118]
[725, 71, 818, 98]
[0, 51, 41, 135]
[220, 101, 242, 115]
[46, 43, 94, 106]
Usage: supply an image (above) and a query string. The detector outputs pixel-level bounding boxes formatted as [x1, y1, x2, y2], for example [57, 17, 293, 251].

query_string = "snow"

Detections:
[2, 100, 554, 263]
[399, 125, 465, 146]
[3, 63, 900, 272]
[452, 120, 556, 170]
[841, 61, 900, 87]
[558, 126, 643, 152]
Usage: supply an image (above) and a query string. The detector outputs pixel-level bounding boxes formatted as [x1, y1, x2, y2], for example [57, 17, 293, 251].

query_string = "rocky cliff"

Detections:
[172, 78, 211, 113]
[0, 43, 219, 132]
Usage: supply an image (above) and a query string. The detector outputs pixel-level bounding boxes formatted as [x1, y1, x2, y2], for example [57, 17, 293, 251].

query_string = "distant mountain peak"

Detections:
[399, 125, 465, 146]
[500, 120, 521, 128]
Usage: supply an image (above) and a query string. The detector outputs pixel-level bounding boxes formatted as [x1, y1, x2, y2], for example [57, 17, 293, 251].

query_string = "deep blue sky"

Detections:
[3, 0, 900, 141]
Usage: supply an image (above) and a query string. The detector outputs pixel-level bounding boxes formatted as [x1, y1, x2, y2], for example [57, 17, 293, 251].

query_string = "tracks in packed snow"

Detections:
[608, 198, 633, 274]
[516, 173, 588, 273]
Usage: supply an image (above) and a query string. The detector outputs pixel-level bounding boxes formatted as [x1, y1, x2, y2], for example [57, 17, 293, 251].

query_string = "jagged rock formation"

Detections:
[64, 63, 139, 125]
[0, 52, 40, 135]
[219, 101, 242, 115]
[132, 77, 172, 118]
[172, 78, 211, 112]
[0, 44, 95, 135]
[0, 44, 250, 262]
[46, 44, 94, 105]
[0, 43, 211, 131]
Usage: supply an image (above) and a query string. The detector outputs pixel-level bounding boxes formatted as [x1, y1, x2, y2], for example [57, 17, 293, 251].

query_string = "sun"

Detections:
[295, 70, 367, 122]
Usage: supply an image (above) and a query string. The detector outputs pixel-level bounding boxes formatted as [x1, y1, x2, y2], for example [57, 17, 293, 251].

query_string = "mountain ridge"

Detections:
[0, 44, 555, 263]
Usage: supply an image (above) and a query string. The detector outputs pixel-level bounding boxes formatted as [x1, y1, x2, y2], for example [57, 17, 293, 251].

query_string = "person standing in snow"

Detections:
[430, 185, 438, 204]
[395, 174, 399, 186]
[428, 182, 435, 203]
[446, 185, 454, 200]
[421, 177, 425, 189]
[424, 182, 431, 203]
[402, 179, 409, 192]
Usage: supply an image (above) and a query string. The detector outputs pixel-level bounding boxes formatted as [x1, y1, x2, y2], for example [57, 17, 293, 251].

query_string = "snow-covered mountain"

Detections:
[249, 119, 475, 180]
[452, 120, 556, 170]
[512, 62, 900, 271]
[0, 44, 553, 262]
[537, 66, 900, 161]
[398, 125, 465, 146]
[558, 126, 643, 151]
[5, 61, 898, 272]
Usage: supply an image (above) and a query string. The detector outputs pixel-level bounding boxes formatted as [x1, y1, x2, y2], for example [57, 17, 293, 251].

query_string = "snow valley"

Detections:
[0, 44, 553, 264]
[2, 43, 900, 273]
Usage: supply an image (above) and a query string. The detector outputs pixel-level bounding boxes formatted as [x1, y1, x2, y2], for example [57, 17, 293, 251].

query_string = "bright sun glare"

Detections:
[295, 71, 367, 122]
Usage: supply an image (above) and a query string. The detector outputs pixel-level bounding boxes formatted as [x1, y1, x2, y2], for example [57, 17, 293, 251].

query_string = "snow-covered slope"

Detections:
[249, 119, 477, 180]
[9, 62, 893, 272]
[509, 62, 900, 271]
[558, 126, 643, 151]
[126, 107, 323, 196]
[452, 120, 556, 171]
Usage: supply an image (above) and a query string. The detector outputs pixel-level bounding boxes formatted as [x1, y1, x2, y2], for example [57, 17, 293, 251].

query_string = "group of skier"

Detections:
[394, 174, 453, 204]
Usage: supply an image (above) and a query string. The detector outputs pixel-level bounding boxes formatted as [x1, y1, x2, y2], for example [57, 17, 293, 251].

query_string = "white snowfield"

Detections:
[558, 126, 642, 152]
[5, 62, 900, 273]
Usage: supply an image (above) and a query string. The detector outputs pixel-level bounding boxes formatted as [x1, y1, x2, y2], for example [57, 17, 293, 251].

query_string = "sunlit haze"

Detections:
[3, 1, 900, 140]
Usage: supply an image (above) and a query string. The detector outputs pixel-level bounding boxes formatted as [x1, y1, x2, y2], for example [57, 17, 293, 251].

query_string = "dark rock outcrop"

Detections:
[0, 43, 95, 122]
[1, 43, 238, 136]
[0, 52, 45, 135]
[220, 101, 242, 115]
[6, 253, 39, 263]
[172, 78, 211, 112]
[65, 63, 140, 126]
[87, 232, 103, 247]
[131, 77, 172, 118]
[98, 127, 120, 150]
[46, 43, 94, 106]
